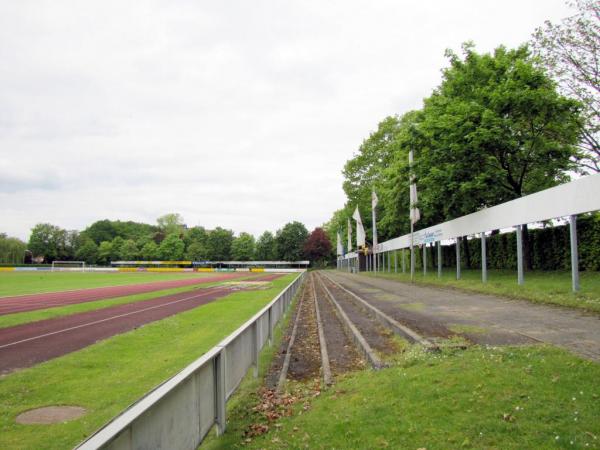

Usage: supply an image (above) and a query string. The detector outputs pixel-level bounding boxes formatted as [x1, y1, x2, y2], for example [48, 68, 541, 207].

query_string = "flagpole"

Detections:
[410, 220, 414, 282]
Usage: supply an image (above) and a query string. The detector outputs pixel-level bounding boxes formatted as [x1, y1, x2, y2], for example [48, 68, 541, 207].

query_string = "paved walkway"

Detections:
[328, 272, 600, 362]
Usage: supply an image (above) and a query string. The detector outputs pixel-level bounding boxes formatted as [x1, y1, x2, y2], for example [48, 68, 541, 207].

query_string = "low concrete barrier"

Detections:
[75, 271, 305, 450]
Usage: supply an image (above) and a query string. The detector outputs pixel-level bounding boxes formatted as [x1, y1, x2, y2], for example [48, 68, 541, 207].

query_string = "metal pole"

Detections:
[516, 225, 524, 285]
[402, 248, 406, 273]
[456, 237, 461, 280]
[388, 251, 391, 272]
[423, 243, 427, 276]
[570, 215, 579, 293]
[410, 222, 415, 281]
[394, 250, 398, 273]
[437, 241, 442, 278]
[481, 232, 487, 283]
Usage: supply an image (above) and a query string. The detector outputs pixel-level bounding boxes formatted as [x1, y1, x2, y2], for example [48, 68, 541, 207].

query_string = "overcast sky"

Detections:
[0, 1, 573, 240]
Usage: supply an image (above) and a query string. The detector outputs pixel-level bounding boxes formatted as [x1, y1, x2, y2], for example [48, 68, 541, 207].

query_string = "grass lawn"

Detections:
[362, 269, 600, 314]
[210, 344, 600, 450]
[0, 271, 217, 297]
[0, 274, 297, 450]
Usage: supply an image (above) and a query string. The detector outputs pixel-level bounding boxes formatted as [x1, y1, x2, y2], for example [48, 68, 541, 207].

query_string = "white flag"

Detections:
[409, 149, 420, 224]
[347, 218, 352, 252]
[336, 231, 343, 256]
[352, 206, 366, 248]
[371, 190, 378, 253]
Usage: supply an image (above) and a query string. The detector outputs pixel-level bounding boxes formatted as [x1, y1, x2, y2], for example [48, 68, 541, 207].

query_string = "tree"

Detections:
[97, 241, 113, 265]
[158, 233, 185, 260]
[275, 222, 309, 261]
[205, 228, 234, 260]
[533, 0, 600, 172]
[82, 220, 117, 245]
[255, 231, 277, 260]
[303, 228, 333, 266]
[119, 239, 139, 260]
[0, 233, 26, 264]
[110, 236, 125, 261]
[185, 241, 207, 261]
[28, 223, 67, 262]
[342, 116, 404, 240]
[75, 238, 99, 265]
[140, 241, 159, 260]
[231, 233, 256, 260]
[156, 213, 185, 235]
[416, 44, 580, 222]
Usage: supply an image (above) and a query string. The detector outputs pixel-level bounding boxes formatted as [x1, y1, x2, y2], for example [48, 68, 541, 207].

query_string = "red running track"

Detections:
[0, 273, 284, 374]
[0, 272, 250, 316]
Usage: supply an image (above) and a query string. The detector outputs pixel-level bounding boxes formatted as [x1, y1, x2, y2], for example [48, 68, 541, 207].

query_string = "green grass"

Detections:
[363, 269, 600, 314]
[0, 271, 216, 297]
[211, 344, 600, 450]
[0, 274, 296, 450]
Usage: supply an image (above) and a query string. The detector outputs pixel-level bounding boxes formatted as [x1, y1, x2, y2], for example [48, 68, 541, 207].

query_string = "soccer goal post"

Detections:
[51, 261, 86, 272]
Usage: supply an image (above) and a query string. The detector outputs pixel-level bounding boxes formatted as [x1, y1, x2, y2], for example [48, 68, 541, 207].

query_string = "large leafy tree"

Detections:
[156, 213, 185, 235]
[303, 228, 333, 266]
[120, 239, 139, 260]
[140, 241, 159, 260]
[75, 238, 99, 265]
[415, 44, 580, 223]
[231, 232, 256, 260]
[532, 0, 600, 172]
[158, 233, 185, 260]
[97, 241, 113, 265]
[205, 227, 234, 261]
[275, 222, 309, 261]
[0, 233, 26, 264]
[28, 223, 68, 262]
[255, 231, 277, 260]
[342, 116, 404, 239]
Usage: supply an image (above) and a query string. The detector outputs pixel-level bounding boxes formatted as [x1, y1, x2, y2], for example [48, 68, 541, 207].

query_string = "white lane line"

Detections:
[0, 287, 225, 350]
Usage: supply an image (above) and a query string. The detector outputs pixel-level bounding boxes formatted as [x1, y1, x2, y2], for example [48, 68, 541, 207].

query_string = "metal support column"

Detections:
[570, 215, 580, 293]
[437, 241, 442, 278]
[481, 232, 487, 283]
[394, 250, 398, 273]
[402, 249, 406, 273]
[516, 225, 524, 285]
[456, 237, 461, 280]
[423, 244, 427, 275]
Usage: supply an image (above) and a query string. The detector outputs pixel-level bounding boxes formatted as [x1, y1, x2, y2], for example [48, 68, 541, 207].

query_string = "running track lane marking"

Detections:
[0, 287, 224, 350]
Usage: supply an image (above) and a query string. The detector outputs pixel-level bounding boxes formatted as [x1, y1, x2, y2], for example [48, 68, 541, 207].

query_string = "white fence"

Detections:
[341, 173, 600, 291]
[75, 271, 305, 450]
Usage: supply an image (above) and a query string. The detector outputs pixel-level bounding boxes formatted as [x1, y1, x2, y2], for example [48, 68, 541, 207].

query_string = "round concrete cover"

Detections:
[16, 406, 86, 424]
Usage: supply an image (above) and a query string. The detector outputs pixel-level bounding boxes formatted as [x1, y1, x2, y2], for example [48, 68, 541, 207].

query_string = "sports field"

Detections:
[0, 271, 220, 297]
[0, 271, 297, 449]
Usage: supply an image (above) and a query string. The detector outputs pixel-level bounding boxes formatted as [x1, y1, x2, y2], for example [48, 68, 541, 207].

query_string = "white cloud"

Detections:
[0, 0, 572, 240]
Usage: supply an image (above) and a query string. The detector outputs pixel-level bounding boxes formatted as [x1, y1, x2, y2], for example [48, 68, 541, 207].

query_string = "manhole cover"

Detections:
[16, 406, 86, 424]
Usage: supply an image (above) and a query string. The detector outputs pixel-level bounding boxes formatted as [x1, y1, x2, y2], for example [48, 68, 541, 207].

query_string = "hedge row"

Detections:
[417, 213, 600, 271]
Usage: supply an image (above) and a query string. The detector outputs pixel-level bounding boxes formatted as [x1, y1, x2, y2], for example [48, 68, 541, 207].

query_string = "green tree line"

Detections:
[6, 214, 333, 266]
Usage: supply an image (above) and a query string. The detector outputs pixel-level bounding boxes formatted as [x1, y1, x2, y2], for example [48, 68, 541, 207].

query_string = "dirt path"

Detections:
[328, 271, 600, 361]
[0, 274, 283, 374]
[0, 272, 250, 316]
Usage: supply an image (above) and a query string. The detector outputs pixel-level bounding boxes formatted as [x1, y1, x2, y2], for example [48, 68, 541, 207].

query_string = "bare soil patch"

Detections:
[16, 406, 86, 424]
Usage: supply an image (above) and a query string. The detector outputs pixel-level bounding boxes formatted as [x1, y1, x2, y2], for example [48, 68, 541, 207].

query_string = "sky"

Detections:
[0, 0, 573, 241]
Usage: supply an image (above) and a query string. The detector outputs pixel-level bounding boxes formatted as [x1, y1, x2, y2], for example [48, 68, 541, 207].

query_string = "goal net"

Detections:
[51, 261, 86, 272]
